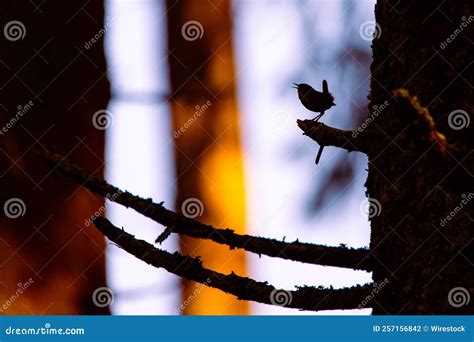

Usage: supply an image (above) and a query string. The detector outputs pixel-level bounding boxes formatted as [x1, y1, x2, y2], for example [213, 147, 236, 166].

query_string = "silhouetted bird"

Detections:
[293, 80, 336, 164]
[293, 80, 335, 122]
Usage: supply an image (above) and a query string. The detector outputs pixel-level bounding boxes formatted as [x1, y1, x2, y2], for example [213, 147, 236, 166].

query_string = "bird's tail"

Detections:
[323, 80, 335, 105]
[322, 80, 329, 94]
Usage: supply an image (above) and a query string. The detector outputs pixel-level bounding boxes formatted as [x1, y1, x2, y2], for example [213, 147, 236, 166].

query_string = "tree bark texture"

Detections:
[368, 0, 473, 314]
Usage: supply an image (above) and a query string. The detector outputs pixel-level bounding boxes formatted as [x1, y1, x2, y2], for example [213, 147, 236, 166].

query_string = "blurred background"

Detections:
[105, 0, 374, 314]
[0, 0, 377, 315]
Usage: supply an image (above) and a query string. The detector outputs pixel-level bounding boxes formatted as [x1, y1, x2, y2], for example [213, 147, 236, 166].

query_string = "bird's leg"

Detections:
[312, 111, 325, 122]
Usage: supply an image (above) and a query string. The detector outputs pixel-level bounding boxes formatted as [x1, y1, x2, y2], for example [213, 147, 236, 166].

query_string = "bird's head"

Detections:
[292, 83, 312, 92]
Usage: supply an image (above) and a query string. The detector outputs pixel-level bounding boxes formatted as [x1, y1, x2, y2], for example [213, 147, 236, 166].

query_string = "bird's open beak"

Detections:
[292, 83, 299, 89]
[332, 101, 336, 106]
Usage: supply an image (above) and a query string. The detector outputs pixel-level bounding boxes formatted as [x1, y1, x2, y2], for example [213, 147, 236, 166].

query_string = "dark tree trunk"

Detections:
[369, 0, 473, 314]
[166, 0, 248, 314]
[0, 1, 110, 313]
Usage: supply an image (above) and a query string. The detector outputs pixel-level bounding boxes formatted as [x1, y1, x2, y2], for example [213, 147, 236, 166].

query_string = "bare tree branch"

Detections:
[297, 119, 371, 153]
[35, 146, 373, 271]
[93, 216, 373, 311]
